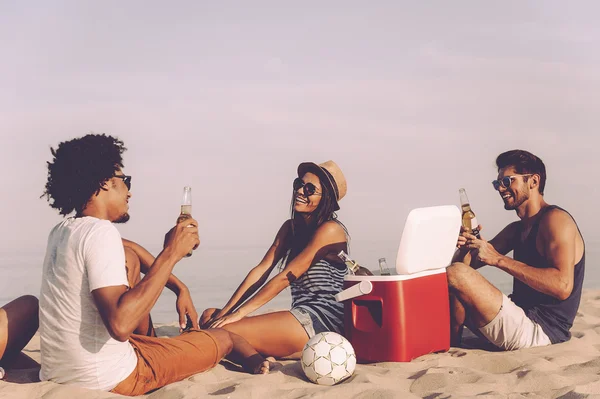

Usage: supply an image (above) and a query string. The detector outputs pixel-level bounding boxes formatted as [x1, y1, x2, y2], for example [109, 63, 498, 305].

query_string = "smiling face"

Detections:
[107, 170, 131, 223]
[496, 166, 531, 211]
[293, 172, 322, 215]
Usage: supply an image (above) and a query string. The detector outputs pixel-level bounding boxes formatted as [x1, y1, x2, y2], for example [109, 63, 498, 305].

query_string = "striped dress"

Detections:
[290, 259, 347, 334]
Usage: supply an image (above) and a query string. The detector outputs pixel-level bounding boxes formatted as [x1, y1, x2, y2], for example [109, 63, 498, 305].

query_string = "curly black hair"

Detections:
[42, 134, 127, 216]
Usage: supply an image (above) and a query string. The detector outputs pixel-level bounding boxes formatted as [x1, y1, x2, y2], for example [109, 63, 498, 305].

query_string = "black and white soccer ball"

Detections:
[301, 332, 356, 385]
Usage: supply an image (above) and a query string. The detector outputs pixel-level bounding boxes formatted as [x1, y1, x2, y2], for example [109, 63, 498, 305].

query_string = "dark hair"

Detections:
[42, 134, 127, 216]
[496, 150, 546, 195]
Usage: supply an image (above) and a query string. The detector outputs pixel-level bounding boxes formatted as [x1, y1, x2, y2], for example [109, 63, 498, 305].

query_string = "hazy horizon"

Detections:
[1, 2, 599, 311]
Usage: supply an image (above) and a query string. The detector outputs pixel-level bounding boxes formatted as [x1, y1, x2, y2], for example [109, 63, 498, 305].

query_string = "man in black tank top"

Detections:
[447, 150, 585, 351]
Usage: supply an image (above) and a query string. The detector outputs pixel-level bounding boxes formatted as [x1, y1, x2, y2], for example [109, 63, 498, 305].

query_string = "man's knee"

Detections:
[447, 262, 473, 291]
[1, 295, 39, 336]
[5, 296, 39, 320]
[21, 296, 39, 327]
[18, 295, 39, 315]
[204, 329, 233, 357]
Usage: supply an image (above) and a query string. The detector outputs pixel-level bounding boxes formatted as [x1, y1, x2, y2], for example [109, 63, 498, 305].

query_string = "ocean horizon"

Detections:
[2, 242, 598, 324]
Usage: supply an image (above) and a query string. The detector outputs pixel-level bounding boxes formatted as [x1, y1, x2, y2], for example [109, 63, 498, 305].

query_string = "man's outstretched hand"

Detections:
[176, 287, 200, 331]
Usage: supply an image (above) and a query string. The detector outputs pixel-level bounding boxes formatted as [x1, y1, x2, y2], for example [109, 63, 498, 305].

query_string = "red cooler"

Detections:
[337, 269, 449, 363]
[335, 205, 461, 363]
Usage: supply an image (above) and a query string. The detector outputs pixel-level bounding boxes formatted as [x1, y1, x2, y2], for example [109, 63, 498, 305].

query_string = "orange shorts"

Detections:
[111, 330, 221, 396]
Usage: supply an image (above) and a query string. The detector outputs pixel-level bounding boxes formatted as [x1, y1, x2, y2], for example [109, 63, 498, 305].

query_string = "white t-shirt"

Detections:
[39, 216, 137, 391]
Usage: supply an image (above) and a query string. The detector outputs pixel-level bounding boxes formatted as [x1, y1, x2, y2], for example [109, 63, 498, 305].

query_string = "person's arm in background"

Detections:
[122, 238, 199, 330]
[92, 218, 199, 342]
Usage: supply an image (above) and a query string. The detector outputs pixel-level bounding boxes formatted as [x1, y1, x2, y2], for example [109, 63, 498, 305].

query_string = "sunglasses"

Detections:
[492, 174, 532, 191]
[114, 175, 132, 190]
[293, 177, 321, 197]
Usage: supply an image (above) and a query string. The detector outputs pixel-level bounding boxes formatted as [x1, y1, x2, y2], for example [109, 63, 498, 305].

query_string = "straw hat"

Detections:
[297, 160, 347, 211]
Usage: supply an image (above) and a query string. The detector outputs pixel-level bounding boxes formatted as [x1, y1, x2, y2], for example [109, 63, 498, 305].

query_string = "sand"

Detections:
[2, 290, 600, 398]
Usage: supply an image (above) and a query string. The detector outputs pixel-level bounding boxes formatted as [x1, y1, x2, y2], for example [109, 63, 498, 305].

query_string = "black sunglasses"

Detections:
[114, 175, 132, 190]
[293, 177, 321, 197]
[491, 174, 532, 191]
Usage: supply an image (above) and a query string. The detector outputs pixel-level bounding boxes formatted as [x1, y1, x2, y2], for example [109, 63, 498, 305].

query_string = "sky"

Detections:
[1, 1, 599, 292]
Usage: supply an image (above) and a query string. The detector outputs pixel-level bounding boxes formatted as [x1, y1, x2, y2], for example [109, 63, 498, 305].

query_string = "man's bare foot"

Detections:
[255, 360, 270, 374]
[242, 354, 274, 375]
[255, 357, 276, 375]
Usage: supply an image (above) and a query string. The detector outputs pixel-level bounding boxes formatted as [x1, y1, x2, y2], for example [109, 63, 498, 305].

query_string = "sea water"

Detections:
[1, 242, 598, 324]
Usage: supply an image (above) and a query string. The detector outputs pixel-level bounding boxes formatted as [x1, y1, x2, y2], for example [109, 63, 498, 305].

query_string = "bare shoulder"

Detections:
[314, 220, 348, 242]
[541, 207, 577, 230]
[539, 207, 578, 241]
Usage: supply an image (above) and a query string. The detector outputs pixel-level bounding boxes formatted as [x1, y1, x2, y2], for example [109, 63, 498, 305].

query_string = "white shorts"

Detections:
[478, 294, 552, 351]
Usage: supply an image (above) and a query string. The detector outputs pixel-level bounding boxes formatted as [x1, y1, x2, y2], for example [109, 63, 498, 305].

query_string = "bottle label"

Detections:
[470, 217, 478, 230]
[345, 261, 359, 273]
[470, 217, 480, 237]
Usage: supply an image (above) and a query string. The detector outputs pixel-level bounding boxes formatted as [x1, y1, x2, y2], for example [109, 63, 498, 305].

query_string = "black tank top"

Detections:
[511, 205, 585, 344]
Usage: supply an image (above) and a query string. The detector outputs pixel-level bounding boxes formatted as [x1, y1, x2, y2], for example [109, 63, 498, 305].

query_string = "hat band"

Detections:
[321, 168, 339, 200]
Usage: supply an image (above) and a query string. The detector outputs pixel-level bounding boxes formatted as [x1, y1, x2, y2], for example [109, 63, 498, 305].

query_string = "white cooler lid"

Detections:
[345, 267, 447, 281]
[395, 205, 461, 275]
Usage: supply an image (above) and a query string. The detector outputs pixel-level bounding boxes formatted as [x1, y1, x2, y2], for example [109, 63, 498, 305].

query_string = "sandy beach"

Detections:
[1, 289, 599, 398]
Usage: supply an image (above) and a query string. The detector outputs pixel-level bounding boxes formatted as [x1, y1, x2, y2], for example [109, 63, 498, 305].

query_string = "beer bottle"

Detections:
[337, 250, 374, 276]
[459, 188, 480, 238]
[378, 257, 391, 276]
[177, 186, 193, 258]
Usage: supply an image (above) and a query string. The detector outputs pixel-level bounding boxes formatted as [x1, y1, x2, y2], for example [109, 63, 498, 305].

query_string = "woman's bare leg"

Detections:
[222, 311, 309, 359]
[0, 295, 40, 369]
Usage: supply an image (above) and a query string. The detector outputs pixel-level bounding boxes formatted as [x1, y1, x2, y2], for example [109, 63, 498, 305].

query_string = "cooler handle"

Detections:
[334, 280, 373, 302]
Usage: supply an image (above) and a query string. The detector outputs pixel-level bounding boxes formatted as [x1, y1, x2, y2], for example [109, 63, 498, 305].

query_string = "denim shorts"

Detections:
[290, 307, 329, 339]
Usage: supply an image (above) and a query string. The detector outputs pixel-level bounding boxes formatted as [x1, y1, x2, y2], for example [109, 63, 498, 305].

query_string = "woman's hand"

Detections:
[176, 287, 199, 331]
[200, 308, 222, 329]
[207, 310, 244, 329]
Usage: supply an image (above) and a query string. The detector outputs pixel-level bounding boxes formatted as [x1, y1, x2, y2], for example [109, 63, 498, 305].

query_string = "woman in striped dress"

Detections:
[200, 161, 349, 358]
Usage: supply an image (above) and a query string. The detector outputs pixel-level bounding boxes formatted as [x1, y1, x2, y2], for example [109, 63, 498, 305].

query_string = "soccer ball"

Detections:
[301, 332, 356, 385]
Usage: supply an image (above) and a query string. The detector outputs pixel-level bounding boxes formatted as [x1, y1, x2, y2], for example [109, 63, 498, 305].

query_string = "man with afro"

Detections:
[39, 134, 270, 396]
